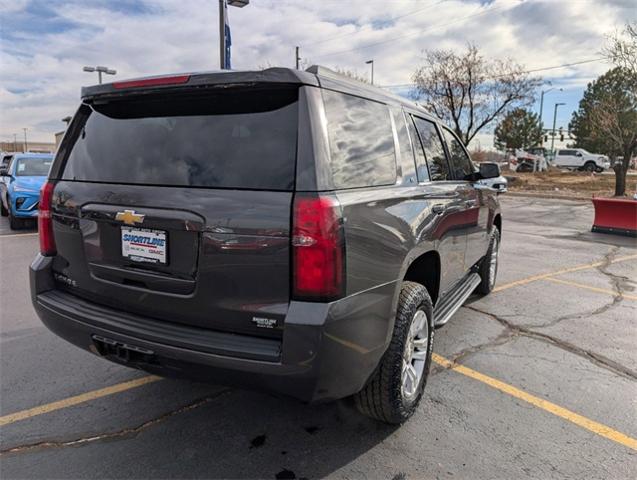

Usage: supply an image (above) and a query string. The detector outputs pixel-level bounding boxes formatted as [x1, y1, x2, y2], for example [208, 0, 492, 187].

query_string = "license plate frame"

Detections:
[121, 227, 167, 265]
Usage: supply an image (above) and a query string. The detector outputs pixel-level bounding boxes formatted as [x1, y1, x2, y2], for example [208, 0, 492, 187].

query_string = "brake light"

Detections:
[38, 181, 56, 256]
[113, 75, 190, 89]
[292, 195, 345, 300]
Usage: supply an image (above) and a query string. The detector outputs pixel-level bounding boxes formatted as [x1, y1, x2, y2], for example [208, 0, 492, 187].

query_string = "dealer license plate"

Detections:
[121, 227, 167, 264]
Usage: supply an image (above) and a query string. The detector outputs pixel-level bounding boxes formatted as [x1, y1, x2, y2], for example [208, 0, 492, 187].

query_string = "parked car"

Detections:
[554, 148, 610, 172]
[0, 152, 53, 229]
[477, 162, 507, 192]
[30, 66, 502, 424]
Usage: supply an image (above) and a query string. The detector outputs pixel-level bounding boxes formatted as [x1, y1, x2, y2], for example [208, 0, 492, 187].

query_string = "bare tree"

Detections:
[591, 98, 637, 196]
[412, 44, 541, 145]
[602, 22, 637, 75]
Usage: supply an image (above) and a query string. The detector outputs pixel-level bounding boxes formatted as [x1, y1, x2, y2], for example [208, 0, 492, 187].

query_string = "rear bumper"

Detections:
[30, 254, 396, 403]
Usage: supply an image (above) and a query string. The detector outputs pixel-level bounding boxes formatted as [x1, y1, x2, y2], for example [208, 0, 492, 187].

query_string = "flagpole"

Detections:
[219, 0, 226, 69]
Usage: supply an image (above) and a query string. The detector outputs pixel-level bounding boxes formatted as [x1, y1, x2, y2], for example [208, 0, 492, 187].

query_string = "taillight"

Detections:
[113, 75, 190, 89]
[38, 181, 56, 256]
[292, 194, 345, 300]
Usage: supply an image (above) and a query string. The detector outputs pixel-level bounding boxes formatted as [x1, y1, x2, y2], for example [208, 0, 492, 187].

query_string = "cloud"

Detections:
[0, 0, 635, 144]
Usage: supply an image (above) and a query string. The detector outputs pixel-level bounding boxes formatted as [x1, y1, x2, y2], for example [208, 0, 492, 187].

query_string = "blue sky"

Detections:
[1, 0, 635, 148]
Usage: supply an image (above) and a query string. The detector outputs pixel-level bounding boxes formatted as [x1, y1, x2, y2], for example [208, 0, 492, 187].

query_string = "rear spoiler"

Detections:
[81, 68, 319, 101]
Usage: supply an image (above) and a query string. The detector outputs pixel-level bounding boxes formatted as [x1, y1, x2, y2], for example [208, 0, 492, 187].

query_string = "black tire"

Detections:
[583, 162, 596, 172]
[595, 167, 603, 173]
[0, 197, 7, 217]
[8, 200, 23, 230]
[9, 213, 23, 230]
[354, 281, 434, 424]
[476, 227, 500, 295]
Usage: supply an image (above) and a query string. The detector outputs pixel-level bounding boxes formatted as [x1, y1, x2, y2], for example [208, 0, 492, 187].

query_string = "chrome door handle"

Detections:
[432, 204, 446, 215]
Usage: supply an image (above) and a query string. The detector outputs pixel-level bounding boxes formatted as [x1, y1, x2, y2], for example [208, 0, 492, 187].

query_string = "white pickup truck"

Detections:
[553, 148, 610, 172]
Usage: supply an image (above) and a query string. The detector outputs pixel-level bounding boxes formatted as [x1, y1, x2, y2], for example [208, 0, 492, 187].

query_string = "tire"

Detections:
[583, 162, 596, 172]
[7, 199, 23, 230]
[9, 212, 23, 230]
[595, 167, 603, 173]
[354, 281, 434, 424]
[476, 227, 500, 295]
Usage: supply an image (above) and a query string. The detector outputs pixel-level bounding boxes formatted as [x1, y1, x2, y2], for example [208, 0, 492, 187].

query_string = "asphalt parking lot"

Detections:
[1, 195, 636, 479]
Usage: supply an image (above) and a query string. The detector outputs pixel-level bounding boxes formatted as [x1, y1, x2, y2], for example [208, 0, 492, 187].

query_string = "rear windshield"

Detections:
[15, 157, 53, 176]
[62, 88, 298, 190]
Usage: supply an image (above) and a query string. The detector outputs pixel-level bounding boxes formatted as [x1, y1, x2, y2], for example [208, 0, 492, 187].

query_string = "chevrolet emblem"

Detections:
[115, 210, 145, 226]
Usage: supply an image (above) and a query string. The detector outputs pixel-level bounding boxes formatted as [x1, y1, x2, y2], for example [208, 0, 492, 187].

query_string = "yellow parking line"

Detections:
[0, 376, 161, 427]
[432, 354, 637, 451]
[545, 277, 637, 301]
[494, 254, 637, 292]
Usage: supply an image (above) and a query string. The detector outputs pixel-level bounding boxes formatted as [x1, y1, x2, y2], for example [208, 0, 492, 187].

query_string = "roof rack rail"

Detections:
[305, 65, 352, 82]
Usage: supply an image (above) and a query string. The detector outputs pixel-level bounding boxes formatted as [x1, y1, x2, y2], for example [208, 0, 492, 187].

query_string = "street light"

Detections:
[550, 102, 566, 155]
[219, 0, 249, 70]
[365, 59, 374, 85]
[538, 86, 563, 144]
[83, 65, 117, 84]
[22, 128, 28, 152]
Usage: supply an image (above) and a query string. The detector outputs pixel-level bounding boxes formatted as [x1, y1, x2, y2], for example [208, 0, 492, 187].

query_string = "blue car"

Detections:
[0, 153, 53, 229]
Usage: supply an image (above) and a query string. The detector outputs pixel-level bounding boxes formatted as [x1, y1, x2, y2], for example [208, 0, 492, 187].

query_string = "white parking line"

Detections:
[0, 232, 38, 238]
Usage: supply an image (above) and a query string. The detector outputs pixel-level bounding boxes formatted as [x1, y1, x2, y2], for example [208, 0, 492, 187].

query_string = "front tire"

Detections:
[8, 200, 23, 230]
[583, 162, 596, 172]
[354, 281, 434, 424]
[476, 227, 500, 295]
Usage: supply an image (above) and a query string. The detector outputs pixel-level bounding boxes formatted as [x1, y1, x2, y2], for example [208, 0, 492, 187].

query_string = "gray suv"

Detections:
[30, 66, 502, 424]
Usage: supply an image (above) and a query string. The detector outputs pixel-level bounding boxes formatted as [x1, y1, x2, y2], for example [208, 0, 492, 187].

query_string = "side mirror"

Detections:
[576, 152, 583, 157]
[479, 163, 500, 179]
[0, 166, 8, 176]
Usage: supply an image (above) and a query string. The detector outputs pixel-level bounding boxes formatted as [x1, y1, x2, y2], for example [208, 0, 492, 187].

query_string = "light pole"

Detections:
[83, 66, 117, 84]
[22, 128, 28, 152]
[538, 86, 562, 144]
[219, 0, 249, 70]
[366, 59, 374, 85]
[13, 133, 17, 152]
[550, 102, 566, 155]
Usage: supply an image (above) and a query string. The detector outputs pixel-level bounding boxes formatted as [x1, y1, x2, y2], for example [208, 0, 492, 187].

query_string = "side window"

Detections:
[405, 115, 429, 182]
[413, 117, 449, 181]
[441, 128, 473, 180]
[323, 90, 397, 189]
[390, 107, 417, 184]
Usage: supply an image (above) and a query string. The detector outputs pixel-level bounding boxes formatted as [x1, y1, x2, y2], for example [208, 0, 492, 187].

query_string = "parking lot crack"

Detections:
[431, 330, 517, 375]
[0, 389, 230, 456]
[465, 305, 637, 382]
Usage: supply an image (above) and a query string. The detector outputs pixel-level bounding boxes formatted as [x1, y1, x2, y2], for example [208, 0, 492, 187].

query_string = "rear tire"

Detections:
[354, 281, 434, 424]
[476, 227, 500, 295]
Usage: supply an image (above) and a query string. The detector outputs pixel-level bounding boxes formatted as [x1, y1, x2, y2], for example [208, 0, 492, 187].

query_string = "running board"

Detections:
[433, 273, 481, 328]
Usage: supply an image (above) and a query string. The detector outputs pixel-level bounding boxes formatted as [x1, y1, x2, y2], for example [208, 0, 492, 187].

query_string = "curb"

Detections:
[505, 191, 592, 202]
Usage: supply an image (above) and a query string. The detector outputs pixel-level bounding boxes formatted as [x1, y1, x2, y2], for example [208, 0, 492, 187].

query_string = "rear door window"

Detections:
[323, 90, 397, 189]
[441, 128, 474, 180]
[391, 107, 417, 184]
[412, 117, 450, 181]
[62, 88, 299, 190]
[405, 116, 429, 182]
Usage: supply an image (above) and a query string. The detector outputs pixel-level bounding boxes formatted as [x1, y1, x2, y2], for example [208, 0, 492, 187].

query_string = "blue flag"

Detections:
[224, 0, 231, 69]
